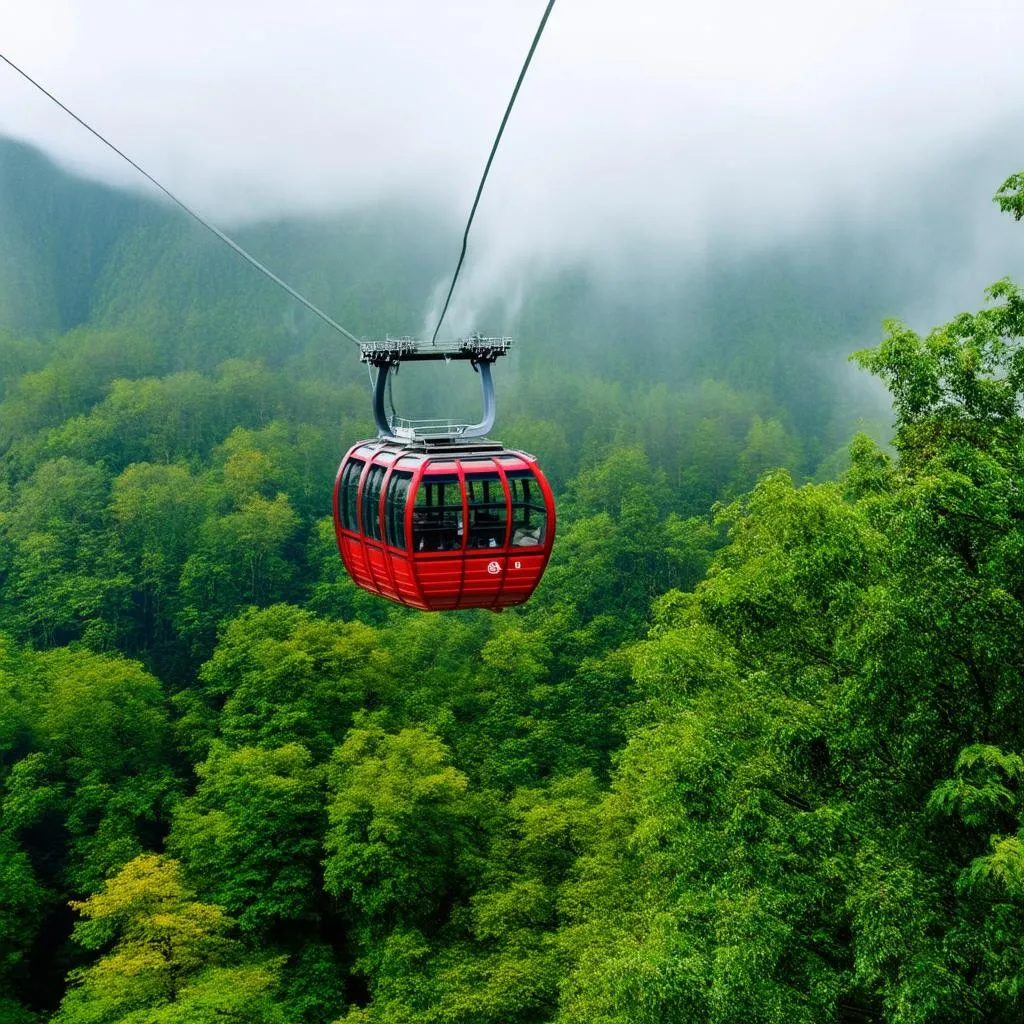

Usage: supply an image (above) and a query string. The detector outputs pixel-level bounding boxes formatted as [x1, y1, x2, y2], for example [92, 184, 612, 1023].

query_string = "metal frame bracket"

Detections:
[359, 335, 512, 442]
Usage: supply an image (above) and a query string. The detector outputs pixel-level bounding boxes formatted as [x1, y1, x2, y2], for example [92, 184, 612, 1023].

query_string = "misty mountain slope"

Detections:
[0, 140, 62, 336]
[86, 200, 453, 375]
[0, 138, 152, 336]
[0, 136, 452, 358]
[1, 131, 1022, 458]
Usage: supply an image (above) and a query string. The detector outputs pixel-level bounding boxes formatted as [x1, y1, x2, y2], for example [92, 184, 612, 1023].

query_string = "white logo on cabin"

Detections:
[487, 560, 502, 575]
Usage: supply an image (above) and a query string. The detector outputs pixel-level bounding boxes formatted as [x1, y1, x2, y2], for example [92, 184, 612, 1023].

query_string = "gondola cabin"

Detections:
[333, 438, 555, 610]
[333, 336, 556, 611]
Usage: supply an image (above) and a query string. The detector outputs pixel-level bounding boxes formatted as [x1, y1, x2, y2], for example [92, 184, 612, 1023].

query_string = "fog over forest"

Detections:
[2, 124, 1023, 455]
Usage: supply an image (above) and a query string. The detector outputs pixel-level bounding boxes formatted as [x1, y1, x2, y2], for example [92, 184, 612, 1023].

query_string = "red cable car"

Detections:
[333, 337, 556, 611]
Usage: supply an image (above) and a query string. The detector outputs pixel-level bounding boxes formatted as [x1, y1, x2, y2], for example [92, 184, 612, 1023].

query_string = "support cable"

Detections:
[430, 0, 556, 345]
[0, 51, 362, 346]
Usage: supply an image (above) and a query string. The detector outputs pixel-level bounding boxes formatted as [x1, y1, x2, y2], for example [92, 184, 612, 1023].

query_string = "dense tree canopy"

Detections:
[1, 164, 1023, 1023]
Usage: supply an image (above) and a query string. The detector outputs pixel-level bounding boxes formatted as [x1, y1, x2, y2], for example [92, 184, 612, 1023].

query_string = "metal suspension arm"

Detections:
[362, 336, 509, 442]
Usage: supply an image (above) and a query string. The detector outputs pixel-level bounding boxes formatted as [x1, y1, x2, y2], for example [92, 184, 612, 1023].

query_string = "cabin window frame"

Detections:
[361, 464, 387, 541]
[412, 473, 464, 552]
[464, 471, 509, 549]
[339, 458, 365, 532]
[384, 470, 413, 549]
[507, 469, 548, 547]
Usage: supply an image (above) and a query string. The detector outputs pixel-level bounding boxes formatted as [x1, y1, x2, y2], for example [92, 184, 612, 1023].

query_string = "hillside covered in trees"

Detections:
[2, 139, 1024, 1023]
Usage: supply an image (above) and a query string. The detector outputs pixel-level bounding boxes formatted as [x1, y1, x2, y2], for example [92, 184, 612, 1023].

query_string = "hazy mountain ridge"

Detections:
[1, 130, 1021, 449]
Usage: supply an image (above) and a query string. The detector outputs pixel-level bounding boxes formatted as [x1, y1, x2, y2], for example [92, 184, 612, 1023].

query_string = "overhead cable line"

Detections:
[0, 51, 363, 346]
[430, 0, 557, 345]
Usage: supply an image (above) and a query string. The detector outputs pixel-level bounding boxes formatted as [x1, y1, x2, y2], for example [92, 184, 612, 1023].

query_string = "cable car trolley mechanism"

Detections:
[333, 336, 556, 611]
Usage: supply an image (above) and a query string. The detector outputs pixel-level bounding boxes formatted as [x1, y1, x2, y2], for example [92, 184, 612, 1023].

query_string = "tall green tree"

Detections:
[324, 724, 471, 929]
[168, 742, 325, 935]
[197, 604, 387, 759]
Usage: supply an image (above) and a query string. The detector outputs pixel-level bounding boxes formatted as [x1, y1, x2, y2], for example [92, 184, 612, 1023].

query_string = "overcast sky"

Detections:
[3, 0, 1024, 331]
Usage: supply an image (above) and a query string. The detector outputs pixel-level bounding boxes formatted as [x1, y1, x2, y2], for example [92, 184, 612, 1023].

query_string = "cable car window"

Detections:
[384, 471, 413, 549]
[339, 459, 365, 532]
[508, 470, 547, 547]
[465, 473, 507, 549]
[412, 474, 462, 552]
[361, 465, 386, 541]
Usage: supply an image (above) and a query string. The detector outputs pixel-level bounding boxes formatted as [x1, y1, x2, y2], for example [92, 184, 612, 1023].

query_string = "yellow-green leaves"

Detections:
[55, 855, 286, 1024]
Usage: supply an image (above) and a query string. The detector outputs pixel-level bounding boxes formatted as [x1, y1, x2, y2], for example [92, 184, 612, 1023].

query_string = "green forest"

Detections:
[2, 138, 1024, 1022]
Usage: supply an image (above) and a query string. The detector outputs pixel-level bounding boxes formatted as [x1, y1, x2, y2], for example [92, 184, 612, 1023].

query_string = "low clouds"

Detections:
[3, 0, 1024, 325]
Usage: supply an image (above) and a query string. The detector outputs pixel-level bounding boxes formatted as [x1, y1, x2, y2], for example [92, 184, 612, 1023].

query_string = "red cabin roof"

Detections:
[332, 439, 556, 611]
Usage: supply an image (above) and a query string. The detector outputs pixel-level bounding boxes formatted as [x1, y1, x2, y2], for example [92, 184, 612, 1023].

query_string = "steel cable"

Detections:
[430, 0, 557, 345]
[0, 51, 363, 346]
